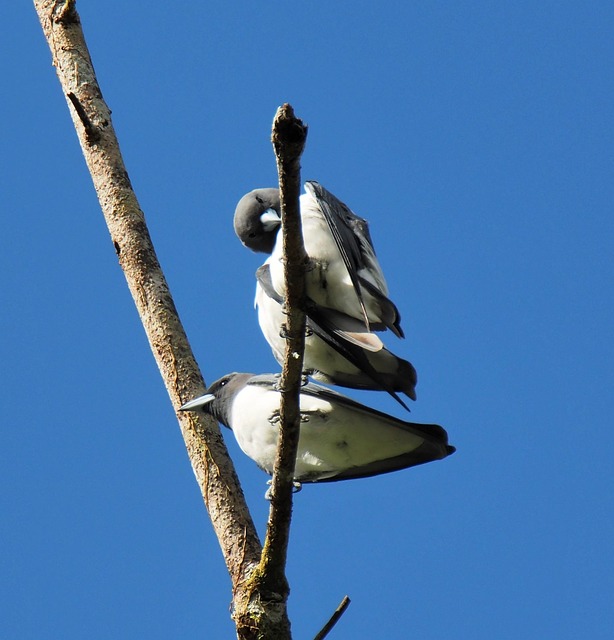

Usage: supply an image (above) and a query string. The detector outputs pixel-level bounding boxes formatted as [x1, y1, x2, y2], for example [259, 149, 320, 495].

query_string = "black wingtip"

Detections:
[305, 302, 414, 411]
[389, 390, 411, 412]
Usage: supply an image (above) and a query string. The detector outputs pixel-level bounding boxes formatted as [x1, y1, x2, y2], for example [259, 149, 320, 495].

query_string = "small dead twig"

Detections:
[313, 596, 352, 640]
[67, 92, 101, 143]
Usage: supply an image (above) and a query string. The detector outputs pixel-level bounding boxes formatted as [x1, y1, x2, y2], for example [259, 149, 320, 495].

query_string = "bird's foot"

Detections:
[264, 481, 273, 500]
[264, 480, 303, 500]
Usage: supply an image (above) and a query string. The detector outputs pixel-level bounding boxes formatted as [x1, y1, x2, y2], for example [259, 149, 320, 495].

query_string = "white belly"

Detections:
[229, 384, 423, 480]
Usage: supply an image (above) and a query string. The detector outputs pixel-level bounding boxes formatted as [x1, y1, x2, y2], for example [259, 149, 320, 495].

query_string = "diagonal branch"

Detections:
[33, 1, 268, 635]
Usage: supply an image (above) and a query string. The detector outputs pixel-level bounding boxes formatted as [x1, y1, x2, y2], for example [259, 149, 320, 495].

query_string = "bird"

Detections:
[234, 181, 417, 406]
[180, 373, 455, 486]
[234, 181, 403, 335]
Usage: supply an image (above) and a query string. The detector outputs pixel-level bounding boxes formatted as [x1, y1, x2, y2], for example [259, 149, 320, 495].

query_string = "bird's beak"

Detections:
[179, 393, 215, 411]
[260, 208, 281, 231]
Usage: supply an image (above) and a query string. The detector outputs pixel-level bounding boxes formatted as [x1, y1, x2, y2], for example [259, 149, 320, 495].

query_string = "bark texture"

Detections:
[261, 106, 309, 584]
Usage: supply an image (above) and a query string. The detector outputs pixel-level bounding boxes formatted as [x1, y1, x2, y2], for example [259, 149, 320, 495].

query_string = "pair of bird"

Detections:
[182, 181, 454, 487]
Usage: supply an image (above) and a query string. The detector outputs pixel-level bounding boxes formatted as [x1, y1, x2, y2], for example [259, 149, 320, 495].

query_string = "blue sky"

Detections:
[3, 2, 613, 638]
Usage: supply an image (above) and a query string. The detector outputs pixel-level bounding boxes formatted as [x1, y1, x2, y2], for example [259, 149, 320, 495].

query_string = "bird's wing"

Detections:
[304, 302, 411, 410]
[308, 446, 455, 482]
[256, 264, 410, 409]
[299, 381, 450, 446]
[305, 181, 373, 329]
[246, 374, 448, 448]
[257, 263, 382, 351]
[255, 264, 284, 304]
[305, 181, 404, 336]
[357, 276, 404, 338]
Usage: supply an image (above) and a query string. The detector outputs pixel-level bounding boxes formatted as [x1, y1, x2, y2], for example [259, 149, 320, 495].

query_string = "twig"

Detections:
[256, 104, 308, 597]
[67, 92, 100, 143]
[313, 596, 352, 640]
[52, 0, 78, 24]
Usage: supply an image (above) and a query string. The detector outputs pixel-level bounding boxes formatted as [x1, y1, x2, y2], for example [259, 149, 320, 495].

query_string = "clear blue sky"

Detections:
[3, 2, 613, 638]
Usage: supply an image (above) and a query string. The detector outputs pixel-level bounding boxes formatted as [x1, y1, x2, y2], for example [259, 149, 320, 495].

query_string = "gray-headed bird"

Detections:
[181, 373, 454, 487]
[234, 182, 417, 408]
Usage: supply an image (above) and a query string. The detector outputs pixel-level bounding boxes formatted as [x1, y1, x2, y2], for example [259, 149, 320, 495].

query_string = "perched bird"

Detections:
[181, 373, 454, 485]
[234, 181, 417, 405]
[234, 181, 403, 335]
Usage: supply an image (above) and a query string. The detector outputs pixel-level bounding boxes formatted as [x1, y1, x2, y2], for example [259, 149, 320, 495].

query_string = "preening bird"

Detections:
[181, 373, 454, 485]
[234, 181, 417, 406]
[234, 181, 403, 334]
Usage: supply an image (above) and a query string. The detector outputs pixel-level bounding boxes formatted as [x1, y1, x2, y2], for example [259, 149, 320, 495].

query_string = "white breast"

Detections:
[229, 385, 283, 474]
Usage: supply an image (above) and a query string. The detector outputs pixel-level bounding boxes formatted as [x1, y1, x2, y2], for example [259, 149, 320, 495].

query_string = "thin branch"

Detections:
[247, 105, 307, 605]
[34, 1, 269, 636]
[313, 596, 352, 640]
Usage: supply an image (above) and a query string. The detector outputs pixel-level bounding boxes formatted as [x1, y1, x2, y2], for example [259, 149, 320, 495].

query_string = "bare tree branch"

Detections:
[239, 105, 308, 638]
[313, 596, 351, 640]
[31, 2, 298, 637]
[261, 104, 309, 578]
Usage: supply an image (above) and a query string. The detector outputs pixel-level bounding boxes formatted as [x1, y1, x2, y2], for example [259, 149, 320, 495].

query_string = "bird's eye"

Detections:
[248, 232, 257, 238]
[255, 196, 264, 204]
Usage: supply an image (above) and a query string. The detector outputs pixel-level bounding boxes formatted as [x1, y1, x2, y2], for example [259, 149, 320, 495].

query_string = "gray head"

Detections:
[233, 188, 281, 254]
[181, 373, 254, 429]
